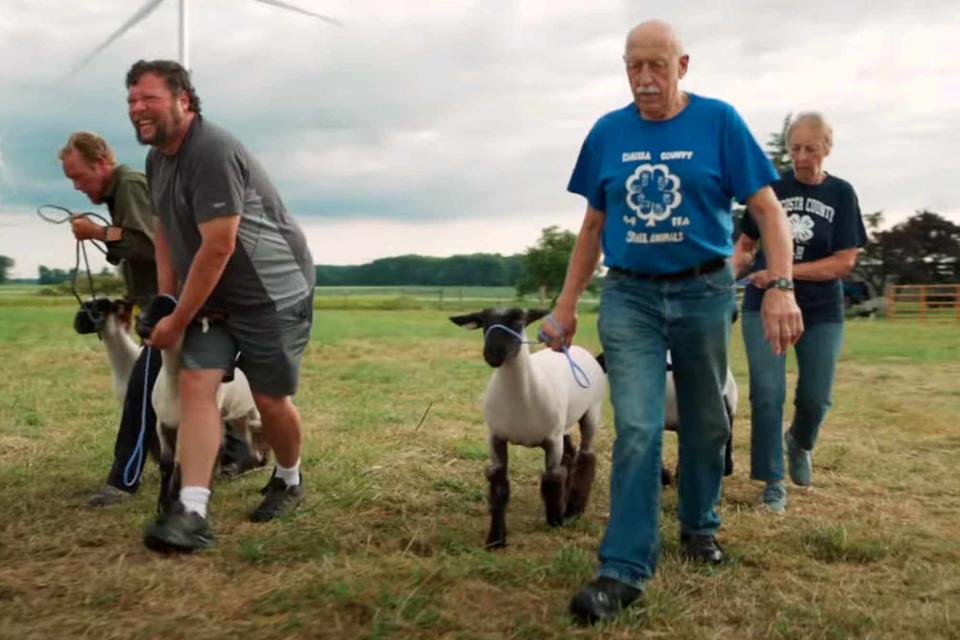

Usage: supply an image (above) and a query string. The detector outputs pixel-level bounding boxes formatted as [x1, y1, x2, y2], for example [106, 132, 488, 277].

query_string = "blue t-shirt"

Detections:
[741, 172, 866, 324]
[568, 94, 778, 274]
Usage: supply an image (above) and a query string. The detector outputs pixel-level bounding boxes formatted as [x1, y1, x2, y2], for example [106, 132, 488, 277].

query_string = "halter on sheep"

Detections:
[450, 307, 607, 549]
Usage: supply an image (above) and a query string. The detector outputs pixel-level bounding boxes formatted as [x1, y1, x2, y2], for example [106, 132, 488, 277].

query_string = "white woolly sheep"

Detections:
[450, 307, 607, 549]
[74, 298, 139, 402]
[137, 295, 265, 514]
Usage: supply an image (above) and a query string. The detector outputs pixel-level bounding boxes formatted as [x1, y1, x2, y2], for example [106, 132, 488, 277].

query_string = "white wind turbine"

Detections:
[69, 0, 341, 75]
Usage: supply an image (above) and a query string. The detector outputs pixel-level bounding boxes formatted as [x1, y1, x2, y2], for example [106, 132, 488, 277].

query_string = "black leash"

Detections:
[37, 204, 112, 330]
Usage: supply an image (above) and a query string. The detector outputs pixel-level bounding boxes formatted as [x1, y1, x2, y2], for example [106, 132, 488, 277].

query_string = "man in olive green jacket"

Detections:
[60, 131, 160, 505]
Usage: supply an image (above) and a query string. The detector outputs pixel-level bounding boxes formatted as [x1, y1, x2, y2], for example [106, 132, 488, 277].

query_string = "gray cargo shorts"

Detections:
[180, 295, 314, 397]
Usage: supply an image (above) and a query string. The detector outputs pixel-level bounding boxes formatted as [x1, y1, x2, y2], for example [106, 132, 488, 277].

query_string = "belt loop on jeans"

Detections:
[609, 257, 727, 282]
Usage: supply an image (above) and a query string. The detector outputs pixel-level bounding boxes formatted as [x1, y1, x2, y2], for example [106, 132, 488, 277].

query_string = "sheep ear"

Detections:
[449, 313, 483, 330]
[524, 308, 551, 326]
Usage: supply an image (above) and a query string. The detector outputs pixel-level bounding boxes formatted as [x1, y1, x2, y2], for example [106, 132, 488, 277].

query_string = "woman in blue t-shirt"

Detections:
[732, 112, 867, 512]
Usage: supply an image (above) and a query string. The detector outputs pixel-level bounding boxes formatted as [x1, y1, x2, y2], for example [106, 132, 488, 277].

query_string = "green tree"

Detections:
[38, 265, 71, 285]
[765, 112, 793, 175]
[516, 225, 595, 301]
[854, 210, 960, 290]
[0, 255, 12, 284]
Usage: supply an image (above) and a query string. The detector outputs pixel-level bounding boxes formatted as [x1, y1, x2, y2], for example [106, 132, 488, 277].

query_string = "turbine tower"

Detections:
[69, 0, 340, 75]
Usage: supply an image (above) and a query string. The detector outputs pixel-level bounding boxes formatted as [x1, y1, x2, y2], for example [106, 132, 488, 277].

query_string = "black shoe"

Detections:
[680, 533, 724, 564]
[143, 502, 215, 553]
[569, 577, 642, 625]
[250, 472, 304, 522]
[219, 453, 268, 480]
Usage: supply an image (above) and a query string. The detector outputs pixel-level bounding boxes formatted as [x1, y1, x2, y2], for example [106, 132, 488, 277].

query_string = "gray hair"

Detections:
[787, 112, 833, 152]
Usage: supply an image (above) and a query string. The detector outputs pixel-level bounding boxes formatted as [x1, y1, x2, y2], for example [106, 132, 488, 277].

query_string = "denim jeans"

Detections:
[595, 264, 736, 588]
[742, 312, 844, 481]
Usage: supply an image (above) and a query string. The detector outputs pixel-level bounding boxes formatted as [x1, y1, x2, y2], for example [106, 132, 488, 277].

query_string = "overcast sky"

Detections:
[1, 0, 958, 278]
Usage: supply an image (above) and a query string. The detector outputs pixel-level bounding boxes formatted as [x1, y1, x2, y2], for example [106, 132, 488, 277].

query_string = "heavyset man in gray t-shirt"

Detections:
[125, 59, 315, 552]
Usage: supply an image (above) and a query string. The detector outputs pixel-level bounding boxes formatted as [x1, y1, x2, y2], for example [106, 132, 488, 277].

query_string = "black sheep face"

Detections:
[449, 307, 550, 368]
[73, 297, 117, 335]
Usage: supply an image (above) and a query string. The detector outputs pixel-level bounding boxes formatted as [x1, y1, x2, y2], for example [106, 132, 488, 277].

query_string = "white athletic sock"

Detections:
[275, 459, 301, 487]
[180, 486, 211, 518]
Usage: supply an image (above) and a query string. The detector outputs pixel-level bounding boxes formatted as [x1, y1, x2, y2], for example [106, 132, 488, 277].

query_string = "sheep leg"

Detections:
[156, 424, 179, 517]
[485, 436, 510, 550]
[561, 434, 577, 479]
[565, 408, 599, 519]
[540, 434, 566, 527]
[723, 397, 735, 477]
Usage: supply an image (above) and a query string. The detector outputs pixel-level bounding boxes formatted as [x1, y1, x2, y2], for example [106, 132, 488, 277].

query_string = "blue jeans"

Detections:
[742, 312, 844, 481]
[595, 265, 736, 589]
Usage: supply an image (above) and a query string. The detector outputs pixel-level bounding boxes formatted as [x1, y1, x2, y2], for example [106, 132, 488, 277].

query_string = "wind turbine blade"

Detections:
[67, 0, 167, 76]
[248, 0, 342, 26]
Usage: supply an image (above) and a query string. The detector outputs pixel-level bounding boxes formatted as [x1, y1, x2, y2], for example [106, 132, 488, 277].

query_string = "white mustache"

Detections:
[635, 86, 659, 95]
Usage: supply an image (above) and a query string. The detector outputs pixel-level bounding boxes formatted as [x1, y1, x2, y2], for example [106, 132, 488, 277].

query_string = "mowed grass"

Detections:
[0, 305, 958, 639]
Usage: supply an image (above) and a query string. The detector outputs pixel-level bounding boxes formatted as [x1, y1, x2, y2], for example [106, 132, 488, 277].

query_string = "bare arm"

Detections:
[745, 186, 804, 354]
[542, 205, 605, 349]
[153, 220, 178, 297]
[792, 248, 859, 281]
[146, 215, 239, 349]
[731, 233, 759, 279]
[169, 215, 239, 329]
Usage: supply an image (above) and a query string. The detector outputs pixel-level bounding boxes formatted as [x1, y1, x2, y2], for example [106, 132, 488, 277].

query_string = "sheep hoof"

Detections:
[541, 469, 566, 527]
[485, 535, 507, 550]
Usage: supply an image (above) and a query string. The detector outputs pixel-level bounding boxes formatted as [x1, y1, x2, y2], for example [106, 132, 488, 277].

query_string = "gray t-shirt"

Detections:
[146, 117, 315, 313]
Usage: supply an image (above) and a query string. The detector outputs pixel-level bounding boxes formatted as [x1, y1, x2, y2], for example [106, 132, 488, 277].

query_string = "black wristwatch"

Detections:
[765, 277, 794, 292]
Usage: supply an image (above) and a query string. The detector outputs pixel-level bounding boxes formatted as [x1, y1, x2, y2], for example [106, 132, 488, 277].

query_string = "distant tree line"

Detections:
[315, 253, 527, 287]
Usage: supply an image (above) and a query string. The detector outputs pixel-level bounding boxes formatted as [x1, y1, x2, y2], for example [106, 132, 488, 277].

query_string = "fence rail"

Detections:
[885, 284, 960, 322]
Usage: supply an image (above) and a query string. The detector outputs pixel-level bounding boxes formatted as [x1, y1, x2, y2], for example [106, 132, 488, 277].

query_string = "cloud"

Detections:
[0, 0, 957, 272]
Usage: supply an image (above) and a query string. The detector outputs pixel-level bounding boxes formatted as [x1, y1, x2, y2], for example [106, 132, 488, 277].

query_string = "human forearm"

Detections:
[746, 187, 793, 280]
[169, 244, 233, 329]
[106, 228, 156, 263]
[792, 249, 859, 281]
[167, 215, 240, 329]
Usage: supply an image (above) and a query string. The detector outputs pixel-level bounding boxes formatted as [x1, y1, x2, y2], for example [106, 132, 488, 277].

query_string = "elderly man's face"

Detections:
[624, 38, 688, 119]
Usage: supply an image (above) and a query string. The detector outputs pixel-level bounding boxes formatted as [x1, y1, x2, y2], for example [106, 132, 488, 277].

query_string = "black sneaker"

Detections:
[249, 472, 304, 523]
[87, 484, 134, 508]
[680, 532, 724, 564]
[143, 502, 215, 553]
[569, 577, 642, 625]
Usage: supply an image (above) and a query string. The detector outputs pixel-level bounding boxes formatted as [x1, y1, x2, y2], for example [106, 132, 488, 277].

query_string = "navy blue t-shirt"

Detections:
[568, 94, 778, 274]
[742, 172, 866, 324]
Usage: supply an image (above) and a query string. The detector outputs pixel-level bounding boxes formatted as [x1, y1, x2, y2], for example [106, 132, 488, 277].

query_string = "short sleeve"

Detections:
[186, 141, 246, 223]
[721, 105, 779, 203]
[567, 125, 606, 212]
[832, 182, 867, 251]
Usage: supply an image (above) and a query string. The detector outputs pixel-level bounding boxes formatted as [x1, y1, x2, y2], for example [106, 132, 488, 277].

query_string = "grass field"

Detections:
[0, 304, 958, 639]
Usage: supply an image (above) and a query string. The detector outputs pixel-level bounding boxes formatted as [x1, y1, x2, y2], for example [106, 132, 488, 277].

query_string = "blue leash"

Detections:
[484, 317, 591, 389]
[121, 346, 152, 488]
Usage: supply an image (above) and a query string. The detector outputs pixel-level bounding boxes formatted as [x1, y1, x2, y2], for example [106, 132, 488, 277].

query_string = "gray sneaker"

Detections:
[87, 485, 133, 508]
[144, 502, 215, 553]
[250, 472, 304, 522]
[786, 431, 813, 486]
[761, 481, 787, 513]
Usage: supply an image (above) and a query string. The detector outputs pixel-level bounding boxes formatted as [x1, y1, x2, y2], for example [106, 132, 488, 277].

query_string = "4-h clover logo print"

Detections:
[625, 163, 683, 227]
[789, 214, 815, 243]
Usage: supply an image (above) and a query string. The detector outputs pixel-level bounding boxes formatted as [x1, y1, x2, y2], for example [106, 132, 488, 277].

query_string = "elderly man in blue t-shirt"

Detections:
[540, 20, 804, 624]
